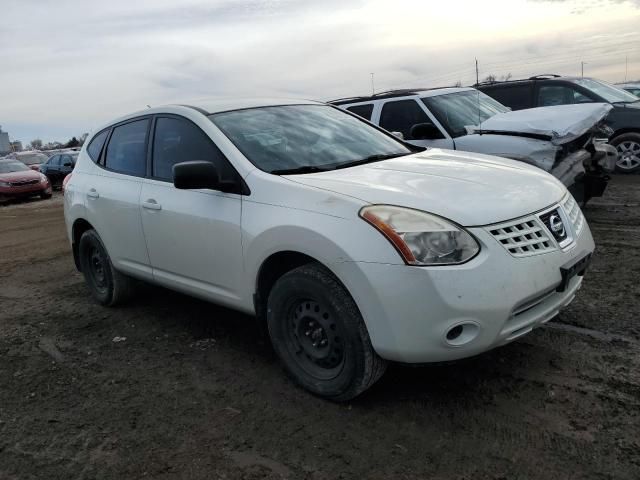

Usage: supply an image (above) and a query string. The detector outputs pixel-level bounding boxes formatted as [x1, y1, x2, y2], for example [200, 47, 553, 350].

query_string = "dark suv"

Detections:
[477, 75, 640, 172]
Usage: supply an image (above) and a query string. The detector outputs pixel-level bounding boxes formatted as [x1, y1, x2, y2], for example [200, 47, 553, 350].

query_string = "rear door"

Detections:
[140, 115, 244, 307]
[83, 117, 152, 280]
[377, 99, 454, 149]
[43, 155, 59, 182]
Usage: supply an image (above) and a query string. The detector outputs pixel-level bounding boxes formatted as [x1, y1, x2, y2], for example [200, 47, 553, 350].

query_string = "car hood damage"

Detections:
[467, 103, 613, 145]
[287, 150, 566, 226]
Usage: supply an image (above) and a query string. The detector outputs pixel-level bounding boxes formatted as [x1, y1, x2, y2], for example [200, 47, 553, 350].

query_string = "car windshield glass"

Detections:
[0, 160, 30, 173]
[209, 104, 412, 174]
[421, 90, 510, 137]
[573, 79, 639, 103]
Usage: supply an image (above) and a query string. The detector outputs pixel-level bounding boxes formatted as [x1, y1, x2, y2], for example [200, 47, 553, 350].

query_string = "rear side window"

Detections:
[483, 85, 533, 110]
[48, 155, 60, 166]
[104, 119, 149, 176]
[87, 130, 109, 162]
[379, 100, 431, 140]
[346, 104, 374, 121]
[152, 117, 235, 182]
[538, 85, 593, 107]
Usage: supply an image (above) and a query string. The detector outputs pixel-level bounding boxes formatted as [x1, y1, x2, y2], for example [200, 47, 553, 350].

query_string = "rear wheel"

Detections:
[267, 264, 386, 401]
[611, 133, 640, 172]
[40, 191, 52, 199]
[78, 229, 134, 306]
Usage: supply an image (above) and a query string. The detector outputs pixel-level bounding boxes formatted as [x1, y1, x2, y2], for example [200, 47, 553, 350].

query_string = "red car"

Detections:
[0, 158, 52, 202]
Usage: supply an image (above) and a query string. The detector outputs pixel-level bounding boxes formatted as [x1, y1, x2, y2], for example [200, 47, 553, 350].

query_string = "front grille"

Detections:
[10, 179, 39, 186]
[561, 194, 584, 235]
[488, 216, 556, 257]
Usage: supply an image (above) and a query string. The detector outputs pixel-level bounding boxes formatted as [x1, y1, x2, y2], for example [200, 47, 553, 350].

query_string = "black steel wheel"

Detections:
[267, 263, 386, 401]
[78, 229, 134, 306]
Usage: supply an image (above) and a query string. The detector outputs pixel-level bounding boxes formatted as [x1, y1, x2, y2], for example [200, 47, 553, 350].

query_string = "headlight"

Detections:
[360, 205, 480, 266]
[39, 173, 48, 183]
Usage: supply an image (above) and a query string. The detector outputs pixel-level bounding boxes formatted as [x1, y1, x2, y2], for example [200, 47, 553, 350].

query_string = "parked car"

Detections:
[476, 75, 640, 172]
[0, 158, 52, 202]
[9, 151, 50, 172]
[40, 152, 78, 189]
[617, 83, 640, 98]
[330, 87, 615, 202]
[65, 100, 595, 400]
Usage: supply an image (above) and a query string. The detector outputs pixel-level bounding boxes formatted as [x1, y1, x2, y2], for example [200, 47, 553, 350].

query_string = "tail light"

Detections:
[62, 173, 72, 195]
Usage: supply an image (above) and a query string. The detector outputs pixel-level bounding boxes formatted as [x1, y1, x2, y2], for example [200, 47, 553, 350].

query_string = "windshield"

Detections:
[209, 104, 412, 174]
[17, 153, 47, 165]
[421, 90, 510, 138]
[0, 160, 30, 173]
[573, 78, 639, 103]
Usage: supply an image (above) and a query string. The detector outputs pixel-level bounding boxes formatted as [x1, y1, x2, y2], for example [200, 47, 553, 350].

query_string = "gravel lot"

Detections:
[1, 178, 639, 480]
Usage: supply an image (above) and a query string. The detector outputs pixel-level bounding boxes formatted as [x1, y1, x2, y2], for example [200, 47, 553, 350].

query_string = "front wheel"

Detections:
[267, 264, 386, 401]
[78, 229, 134, 306]
[611, 133, 640, 172]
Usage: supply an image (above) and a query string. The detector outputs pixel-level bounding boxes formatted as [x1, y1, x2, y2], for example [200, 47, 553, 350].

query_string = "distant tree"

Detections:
[483, 74, 497, 83]
[482, 73, 512, 83]
[79, 132, 89, 145]
[454, 80, 462, 87]
[29, 139, 43, 150]
[65, 137, 80, 148]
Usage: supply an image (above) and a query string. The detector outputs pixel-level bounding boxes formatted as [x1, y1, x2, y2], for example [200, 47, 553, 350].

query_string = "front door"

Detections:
[140, 115, 244, 307]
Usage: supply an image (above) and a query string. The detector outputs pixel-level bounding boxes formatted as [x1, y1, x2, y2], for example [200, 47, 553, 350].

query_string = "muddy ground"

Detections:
[1, 177, 639, 480]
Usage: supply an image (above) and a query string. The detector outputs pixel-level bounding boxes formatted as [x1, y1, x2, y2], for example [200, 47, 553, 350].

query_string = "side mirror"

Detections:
[63, 162, 72, 167]
[173, 161, 220, 190]
[410, 122, 443, 140]
[390, 131, 404, 140]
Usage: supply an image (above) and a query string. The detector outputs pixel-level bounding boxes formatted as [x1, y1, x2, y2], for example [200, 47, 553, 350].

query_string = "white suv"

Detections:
[332, 87, 615, 201]
[64, 99, 595, 400]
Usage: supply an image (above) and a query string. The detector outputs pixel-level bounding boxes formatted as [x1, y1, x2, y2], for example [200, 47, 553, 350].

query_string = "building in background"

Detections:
[0, 126, 10, 155]
[10, 141, 23, 152]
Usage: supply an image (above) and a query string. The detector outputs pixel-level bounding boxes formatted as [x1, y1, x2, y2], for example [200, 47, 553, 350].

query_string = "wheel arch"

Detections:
[71, 218, 95, 271]
[611, 127, 640, 139]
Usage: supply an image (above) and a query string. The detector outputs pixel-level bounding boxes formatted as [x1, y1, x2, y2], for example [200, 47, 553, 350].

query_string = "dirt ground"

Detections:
[1, 177, 639, 480]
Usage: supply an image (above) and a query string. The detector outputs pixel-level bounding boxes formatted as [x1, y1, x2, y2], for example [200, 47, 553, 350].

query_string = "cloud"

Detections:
[1, 0, 639, 143]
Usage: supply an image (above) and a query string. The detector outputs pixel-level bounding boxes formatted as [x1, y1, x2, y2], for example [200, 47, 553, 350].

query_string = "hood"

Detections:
[0, 170, 41, 182]
[467, 103, 612, 145]
[287, 149, 566, 226]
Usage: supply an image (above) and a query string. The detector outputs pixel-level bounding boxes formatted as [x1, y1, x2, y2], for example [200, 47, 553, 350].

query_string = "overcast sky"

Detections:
[1, 0, 639, 144]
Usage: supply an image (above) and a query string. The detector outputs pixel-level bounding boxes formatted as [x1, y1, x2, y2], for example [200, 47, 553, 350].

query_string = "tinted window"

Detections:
[87, 129, 109, 162]
[538, 85, 593, 107]
[48, 155, 60, 166]
[210, 105, 410, 174]
[379, 100, 433, 140]
[61, 154, 74, 166]
[346, 104, 374, 121]
[152, 117, 234, 182]
[105, 119, 149, 176]
[483, 85, 532, 110]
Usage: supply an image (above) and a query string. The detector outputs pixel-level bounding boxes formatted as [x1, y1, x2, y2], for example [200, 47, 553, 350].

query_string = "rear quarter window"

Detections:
[482, 84, 533, 110]
[87, 129, 109, 162]
[346, 104, 374, 121]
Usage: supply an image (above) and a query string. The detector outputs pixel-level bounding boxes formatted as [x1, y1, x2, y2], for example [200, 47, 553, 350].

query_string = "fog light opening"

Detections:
[446, 325, 463, 341]
[445, 322, 480, 347]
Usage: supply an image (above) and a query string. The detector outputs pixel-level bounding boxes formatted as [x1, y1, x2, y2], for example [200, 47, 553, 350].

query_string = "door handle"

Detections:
[87, 189, 99, 199]
[142, 199, 162, 211]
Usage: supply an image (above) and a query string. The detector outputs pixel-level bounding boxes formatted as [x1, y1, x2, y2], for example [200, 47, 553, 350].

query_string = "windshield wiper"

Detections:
[271, 165, 332, 175]
[332, 152, 411, 170]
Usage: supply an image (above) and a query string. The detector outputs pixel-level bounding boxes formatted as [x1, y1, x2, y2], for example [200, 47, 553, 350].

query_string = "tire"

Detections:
[611, 133, 640, 172]
[78, 229, 134, 306]
[266, 263, 387, 401]
[40, 191, 52, 199]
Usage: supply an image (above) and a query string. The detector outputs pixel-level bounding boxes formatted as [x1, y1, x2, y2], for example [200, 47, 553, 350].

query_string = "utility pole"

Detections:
[581, 61, 586, 78]
[475, 58, 479, 85]
[625, 55, 628, 82]
[370, 73, 375, 95]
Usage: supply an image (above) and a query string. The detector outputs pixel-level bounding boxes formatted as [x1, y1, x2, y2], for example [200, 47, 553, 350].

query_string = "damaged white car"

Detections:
[331, 87, 616, 202]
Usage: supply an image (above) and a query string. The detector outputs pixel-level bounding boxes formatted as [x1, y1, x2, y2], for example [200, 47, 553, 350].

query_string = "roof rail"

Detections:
[329, 85, 464, 105]
[528, 74, 561, 80]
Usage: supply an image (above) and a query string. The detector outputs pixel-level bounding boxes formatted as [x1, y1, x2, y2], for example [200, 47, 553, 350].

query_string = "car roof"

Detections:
[330, 87, 475, 105]
[475, 75, 590, 88]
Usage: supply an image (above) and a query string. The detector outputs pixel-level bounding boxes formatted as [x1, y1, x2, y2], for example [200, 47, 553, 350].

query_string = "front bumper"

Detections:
[332, 207, 595, 363]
